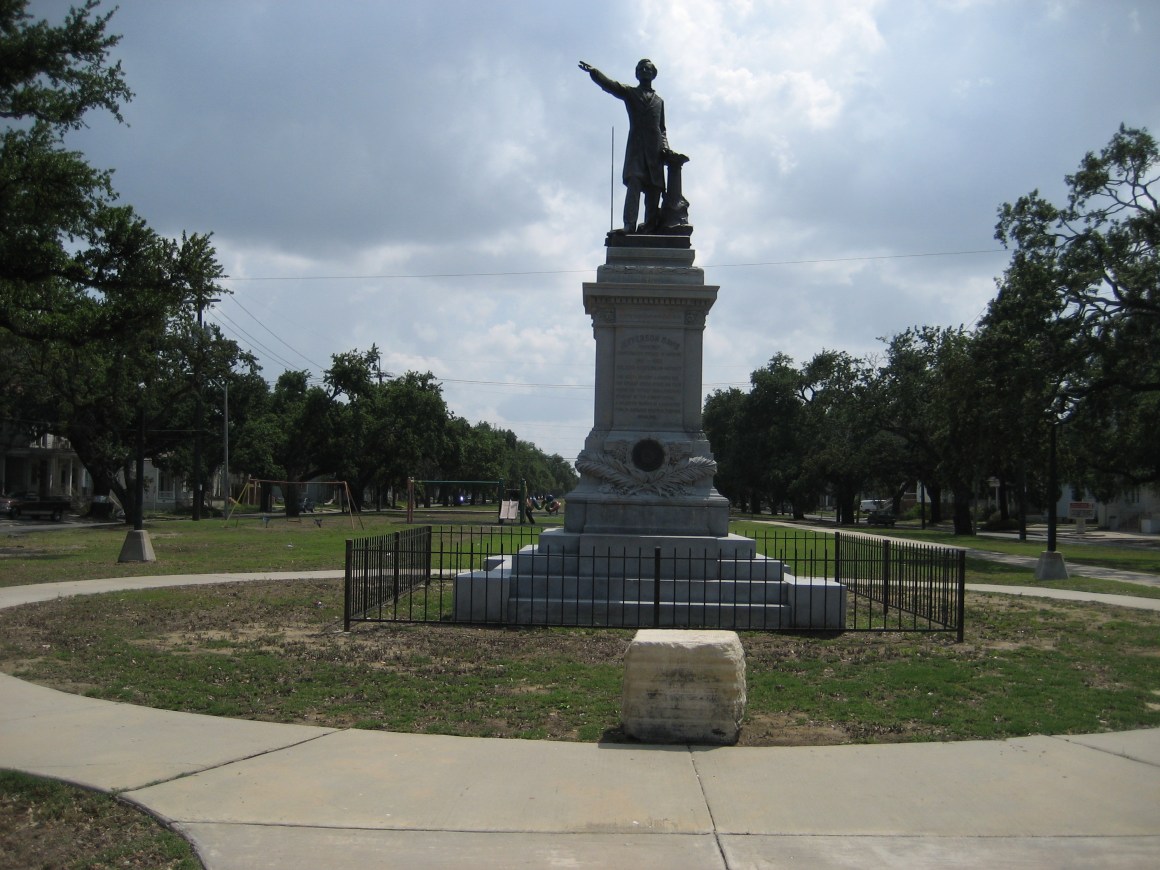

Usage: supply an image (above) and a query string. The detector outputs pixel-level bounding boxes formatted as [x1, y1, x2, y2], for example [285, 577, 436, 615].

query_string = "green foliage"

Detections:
[707, 126, 1156, 535]
[0, 0, 248, 521]
[995, 124, 1160, 493]
[707, 350, 892, 523]
[222, 347, 576, 508]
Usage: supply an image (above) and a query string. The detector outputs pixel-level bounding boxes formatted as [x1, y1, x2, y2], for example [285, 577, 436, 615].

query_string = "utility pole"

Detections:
[192, 295, 219, 520]
[118, 386, 156, 562]
[1035, 412, 1068, 580]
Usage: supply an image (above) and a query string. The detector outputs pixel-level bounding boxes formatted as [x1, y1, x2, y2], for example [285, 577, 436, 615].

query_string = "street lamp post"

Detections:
[222, 378, 230, 518]
[192, 295, 220, 520]
[118, 387, 156, 563]
[1035, 412, 1068, 580]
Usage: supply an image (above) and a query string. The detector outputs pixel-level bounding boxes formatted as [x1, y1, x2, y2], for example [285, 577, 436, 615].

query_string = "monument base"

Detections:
[1034, 550, 1069, 580]
[453, 528, 846, 630]
[117, 529, 156, 563]
[452, 235, 846, 630]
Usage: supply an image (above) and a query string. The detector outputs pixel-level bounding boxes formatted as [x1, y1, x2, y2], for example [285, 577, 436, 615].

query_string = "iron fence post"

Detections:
[956, 548, 967, 643]
[653, 546, 662, 628]
[834, 532, 841, 585]
[882, 539, 891, 620]
[392, 530, 401, 618]
[343, 538, 353, 632]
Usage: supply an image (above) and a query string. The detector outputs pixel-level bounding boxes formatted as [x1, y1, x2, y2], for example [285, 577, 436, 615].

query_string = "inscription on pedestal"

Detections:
[613, 331, 684, 428]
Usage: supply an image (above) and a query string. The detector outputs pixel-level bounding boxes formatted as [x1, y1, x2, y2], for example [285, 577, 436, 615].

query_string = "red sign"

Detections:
[1068, 501, 1096, 519]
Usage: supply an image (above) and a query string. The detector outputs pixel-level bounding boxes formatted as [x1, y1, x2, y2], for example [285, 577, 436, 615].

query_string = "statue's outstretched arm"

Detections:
[579, 61, 622, 96]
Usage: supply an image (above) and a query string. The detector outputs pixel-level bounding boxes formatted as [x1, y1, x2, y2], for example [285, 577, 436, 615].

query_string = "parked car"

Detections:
[865, 508, 896, 528]
[0, 491, 72, 521]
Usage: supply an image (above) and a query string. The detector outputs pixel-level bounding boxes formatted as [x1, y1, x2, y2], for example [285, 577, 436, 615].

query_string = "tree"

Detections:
[877, 327, 988, 534]
[795, 351, 880, 525]
[974, 254, 1078, 534]
[702, 387, 752, 510]
[1, 1, 235, 521]
[1, 0, 218, 342]
[996, 125, 1160, 493]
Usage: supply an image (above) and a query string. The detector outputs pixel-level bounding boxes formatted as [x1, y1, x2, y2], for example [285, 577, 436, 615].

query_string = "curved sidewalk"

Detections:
[2, 574, 1159, 869]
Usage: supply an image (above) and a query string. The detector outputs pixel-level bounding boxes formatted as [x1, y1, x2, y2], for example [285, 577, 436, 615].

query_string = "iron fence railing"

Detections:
[343, 526, 431, 630]
[832, 532, 967, 641]
[344, 525, 966, 637]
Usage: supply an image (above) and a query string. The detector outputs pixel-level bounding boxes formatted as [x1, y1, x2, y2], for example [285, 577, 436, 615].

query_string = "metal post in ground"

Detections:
[881, 539, 891, 622]
[343, 539, 353, 632]
[653, 547, 662, 628]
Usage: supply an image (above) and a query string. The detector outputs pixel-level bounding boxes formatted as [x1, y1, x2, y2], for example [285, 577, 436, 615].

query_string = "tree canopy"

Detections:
[706, 126, 1157, 534]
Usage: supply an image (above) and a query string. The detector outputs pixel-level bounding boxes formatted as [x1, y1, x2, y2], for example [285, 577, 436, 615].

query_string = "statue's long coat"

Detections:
[587, 69, 669, 191]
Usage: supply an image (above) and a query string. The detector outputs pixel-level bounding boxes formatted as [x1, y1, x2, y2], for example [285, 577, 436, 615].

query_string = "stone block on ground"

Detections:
[621, 629, 746, 745]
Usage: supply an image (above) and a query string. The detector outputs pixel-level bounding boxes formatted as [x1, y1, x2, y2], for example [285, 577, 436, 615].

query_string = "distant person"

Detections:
[524, 496, 536, 524]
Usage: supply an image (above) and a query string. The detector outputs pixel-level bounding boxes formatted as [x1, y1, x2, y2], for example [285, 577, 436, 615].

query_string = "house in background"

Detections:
[0, 424, 190, 513]
[1, 428, 87, 505]
[1056, 486, 1160, 534]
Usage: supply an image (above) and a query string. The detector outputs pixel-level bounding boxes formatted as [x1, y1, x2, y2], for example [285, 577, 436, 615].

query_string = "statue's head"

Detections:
[635, 59, 657, 84]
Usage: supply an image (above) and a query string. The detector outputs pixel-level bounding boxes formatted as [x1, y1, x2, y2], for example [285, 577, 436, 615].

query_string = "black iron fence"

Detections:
[343, 525, 966, 638]
[832, 532, 967, 640]
[343, 526, 432, 630]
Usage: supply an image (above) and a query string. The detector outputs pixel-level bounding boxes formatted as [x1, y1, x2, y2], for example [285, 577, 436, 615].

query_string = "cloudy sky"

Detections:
[38, 0, 1160, 460]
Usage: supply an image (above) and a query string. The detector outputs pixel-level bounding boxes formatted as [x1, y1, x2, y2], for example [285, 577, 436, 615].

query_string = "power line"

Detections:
[440, 378, 591, 390]
[223, 295, 329, 372]
[210, 310, 311, 375]
[705, 249, 1006, 270]
[222, 248, 1008, 283]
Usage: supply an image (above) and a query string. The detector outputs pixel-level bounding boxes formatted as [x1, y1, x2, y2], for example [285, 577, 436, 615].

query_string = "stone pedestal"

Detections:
[452, 235, 846, 631]
[621, 629, 746, 745]
[565, 235, 729, 538]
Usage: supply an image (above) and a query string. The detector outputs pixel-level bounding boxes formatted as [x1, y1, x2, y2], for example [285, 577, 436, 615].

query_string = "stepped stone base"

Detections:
[621, 629, 746, 745]
[452, 531, 847, 629]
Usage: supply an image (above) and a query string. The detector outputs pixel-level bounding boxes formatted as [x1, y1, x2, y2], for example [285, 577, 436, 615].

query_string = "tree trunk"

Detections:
[927, 482, 943, 524]
[998, 477, 1010, 522]
[952, 484, 974, 535]
[285, 481, 301, 517]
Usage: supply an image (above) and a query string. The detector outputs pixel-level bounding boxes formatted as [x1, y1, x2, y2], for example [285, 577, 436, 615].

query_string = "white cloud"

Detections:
[38, 0, 1160, 459]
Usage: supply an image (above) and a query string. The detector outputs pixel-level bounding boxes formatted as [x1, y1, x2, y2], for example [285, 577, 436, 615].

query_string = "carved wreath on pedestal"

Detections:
[576, 437, 717, 496]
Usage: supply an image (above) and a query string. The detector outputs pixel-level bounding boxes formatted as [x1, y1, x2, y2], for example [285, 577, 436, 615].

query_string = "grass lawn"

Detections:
[0, 770, 200, 870]
[3, 514, 1158, 864]
[1, 511, 1157, 746]
[1, 575, 1158, 747]
[732, 518, 1160, 600]
[0, 507, 559, 588]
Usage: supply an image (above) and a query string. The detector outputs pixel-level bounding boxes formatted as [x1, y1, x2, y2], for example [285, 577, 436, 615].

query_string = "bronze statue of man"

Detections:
[579, 59, 670, 234]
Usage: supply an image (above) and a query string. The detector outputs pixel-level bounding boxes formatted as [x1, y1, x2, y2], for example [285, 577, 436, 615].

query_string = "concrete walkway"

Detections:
[2, 573, 1159, 869]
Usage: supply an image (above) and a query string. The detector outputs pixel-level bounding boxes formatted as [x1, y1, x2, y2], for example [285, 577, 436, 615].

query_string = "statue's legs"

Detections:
[622, 180, 643, 233]
[623, 180, 663, 233]
[641, 187, 661, 232]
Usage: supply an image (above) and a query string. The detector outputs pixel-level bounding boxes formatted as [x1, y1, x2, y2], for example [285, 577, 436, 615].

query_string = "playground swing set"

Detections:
[226, 478, 364, 530]
[405, 478, 538, 524]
